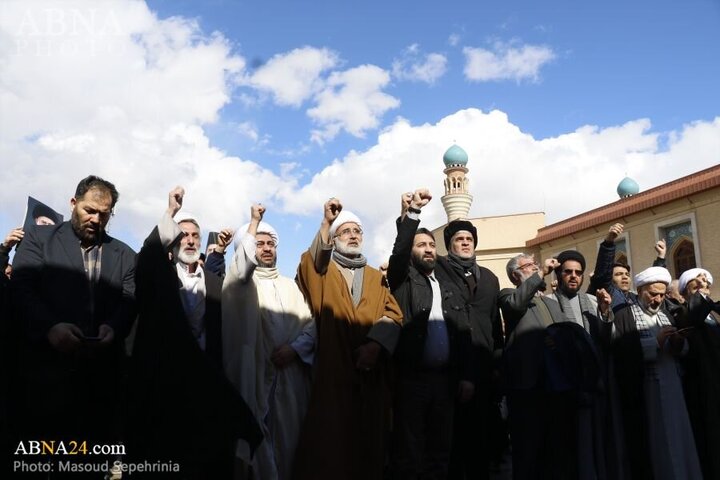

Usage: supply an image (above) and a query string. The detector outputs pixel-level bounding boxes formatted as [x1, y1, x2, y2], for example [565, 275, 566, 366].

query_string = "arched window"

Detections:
[672, 237, 696, 277]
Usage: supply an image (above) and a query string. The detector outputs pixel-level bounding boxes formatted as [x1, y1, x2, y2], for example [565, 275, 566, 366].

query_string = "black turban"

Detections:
[556, 250, 586, 272]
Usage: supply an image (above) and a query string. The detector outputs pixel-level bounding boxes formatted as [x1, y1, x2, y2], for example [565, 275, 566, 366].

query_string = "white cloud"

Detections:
[307, 65, 400, 143]
[245, 46, 339, 107]
[1, 1, 717, 278]
[281, 109, 720, 266]
[448, 34, 461, 47]
[235, 121, 260, 142]
[0, 0, 290, 244]
[463, 41, 556, 82]
[240, 46, 397, 142]
[392, 44, 447, 84]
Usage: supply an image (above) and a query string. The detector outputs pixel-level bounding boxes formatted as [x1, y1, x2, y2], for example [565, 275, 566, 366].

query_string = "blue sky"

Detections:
[1, 0, 718, 275]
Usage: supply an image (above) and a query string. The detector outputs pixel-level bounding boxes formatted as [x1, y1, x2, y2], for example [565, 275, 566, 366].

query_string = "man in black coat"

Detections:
[11, 175, 136, 449]
[126, 186, 261, 479]
[435, 219, 504, 480]
[387, 189, 474, 480]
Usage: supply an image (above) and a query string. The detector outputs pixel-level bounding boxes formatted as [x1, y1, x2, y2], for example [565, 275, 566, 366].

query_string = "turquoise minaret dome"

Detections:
[443, 144, 468, 167]
[617, 176, 640, 198]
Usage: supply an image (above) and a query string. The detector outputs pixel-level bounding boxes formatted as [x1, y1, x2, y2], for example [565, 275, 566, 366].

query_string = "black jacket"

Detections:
[387, 215, 473, 383]
[10, 222, 136, 441]
[433, 254, 503, 384]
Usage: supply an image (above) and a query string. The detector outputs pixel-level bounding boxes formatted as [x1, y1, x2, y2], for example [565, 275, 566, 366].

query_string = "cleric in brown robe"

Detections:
[293, 198, 403, 480]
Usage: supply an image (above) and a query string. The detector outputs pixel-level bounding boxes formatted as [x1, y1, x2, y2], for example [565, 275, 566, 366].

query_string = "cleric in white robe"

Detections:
[222, 204, 316, 480]
[607, 266, 701, 480]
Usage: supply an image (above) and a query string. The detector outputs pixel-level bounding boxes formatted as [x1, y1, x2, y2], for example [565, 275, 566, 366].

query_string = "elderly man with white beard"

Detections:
[605, 266, 701, 480]
[292, 197, 403, 480]
[127, 186, 261, 480]
[222, 203, 315, 480]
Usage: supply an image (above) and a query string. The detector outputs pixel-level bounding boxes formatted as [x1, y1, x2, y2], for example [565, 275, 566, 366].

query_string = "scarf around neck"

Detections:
[332, 250, 367, 269]
[254, 266, 279, 280]
[332, 250, 367, 307]
[631, 302, 672, 340]
[556, 290, 593, 332]
[447, 251, 478, 271]
[446, 252, 479, 295]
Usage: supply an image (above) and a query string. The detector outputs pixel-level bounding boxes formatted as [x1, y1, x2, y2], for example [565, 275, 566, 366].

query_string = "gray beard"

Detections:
[177, 248, 201, 265]
[334, 238, 362, 256]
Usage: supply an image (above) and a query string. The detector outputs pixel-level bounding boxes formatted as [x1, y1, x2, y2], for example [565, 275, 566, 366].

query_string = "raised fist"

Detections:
[168, 186, 185, 217]
[655, 239, 666, 259]
[217, 229, 234, 250]
[411, 188, 432, 209]
[543, 258, 559, 276]
[251, 203, 266, 223]
[400, 192, 412, 215]
[606, 223, 624, 242]
[324, 198, 342, 224]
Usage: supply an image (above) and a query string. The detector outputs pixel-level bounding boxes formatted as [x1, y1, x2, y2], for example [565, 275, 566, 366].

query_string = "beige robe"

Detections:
[292, 233, 402, 480]
[222, 232, 315, 480]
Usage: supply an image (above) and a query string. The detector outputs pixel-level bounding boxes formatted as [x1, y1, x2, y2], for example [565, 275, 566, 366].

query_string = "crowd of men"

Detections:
[1, 175, 719, 480]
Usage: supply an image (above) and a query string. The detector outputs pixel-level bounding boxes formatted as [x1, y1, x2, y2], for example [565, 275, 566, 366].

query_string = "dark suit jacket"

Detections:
[500, 274, 565, 390]
[12, 221, 136, 341]
[10, 221, 136, 439]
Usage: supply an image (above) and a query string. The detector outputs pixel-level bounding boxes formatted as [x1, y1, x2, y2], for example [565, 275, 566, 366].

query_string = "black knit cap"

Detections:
[443, 220, 478, 249]
[556, 250, 586, 272]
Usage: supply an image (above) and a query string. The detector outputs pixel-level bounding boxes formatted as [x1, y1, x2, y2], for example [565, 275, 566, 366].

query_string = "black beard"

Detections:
[71, 210, 102, 245]
[559, 281, 582, 298]
[256, 256, 277, 268]
[412, 254, 436, 274]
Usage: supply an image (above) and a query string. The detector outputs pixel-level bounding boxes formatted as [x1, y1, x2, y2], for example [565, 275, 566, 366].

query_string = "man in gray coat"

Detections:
[499, 254, 575, 479]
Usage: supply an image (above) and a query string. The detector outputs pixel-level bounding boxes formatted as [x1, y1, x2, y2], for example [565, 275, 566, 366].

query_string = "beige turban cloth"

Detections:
[634, 266, 672, 289]
[679, 268, 713, 293]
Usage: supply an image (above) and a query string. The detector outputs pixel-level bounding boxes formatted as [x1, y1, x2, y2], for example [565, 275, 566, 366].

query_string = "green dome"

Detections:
[617, 176, 639, 198]
[443, 145, 468, 166]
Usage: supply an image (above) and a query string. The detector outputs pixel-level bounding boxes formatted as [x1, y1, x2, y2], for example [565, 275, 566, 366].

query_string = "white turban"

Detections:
[679, 268, 713, 294]
[176, 211, 201, 229]
[634, 266, 672, 289]
[238, 221, 279, 247]
[329, 210, 363, 238]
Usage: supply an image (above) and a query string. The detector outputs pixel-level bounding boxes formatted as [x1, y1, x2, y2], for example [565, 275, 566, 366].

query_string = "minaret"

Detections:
[441, 144, 473, 221]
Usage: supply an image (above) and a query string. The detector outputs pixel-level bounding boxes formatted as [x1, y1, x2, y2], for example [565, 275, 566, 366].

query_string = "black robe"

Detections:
[126, 227, 261, 479]
[679, 293, 720, 480]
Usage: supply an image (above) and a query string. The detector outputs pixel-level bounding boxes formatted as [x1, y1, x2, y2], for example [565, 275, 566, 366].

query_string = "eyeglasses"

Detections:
[515, 261, 538, 271]
[335, 227, 363, 238]
[562, 269, 583, 277]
